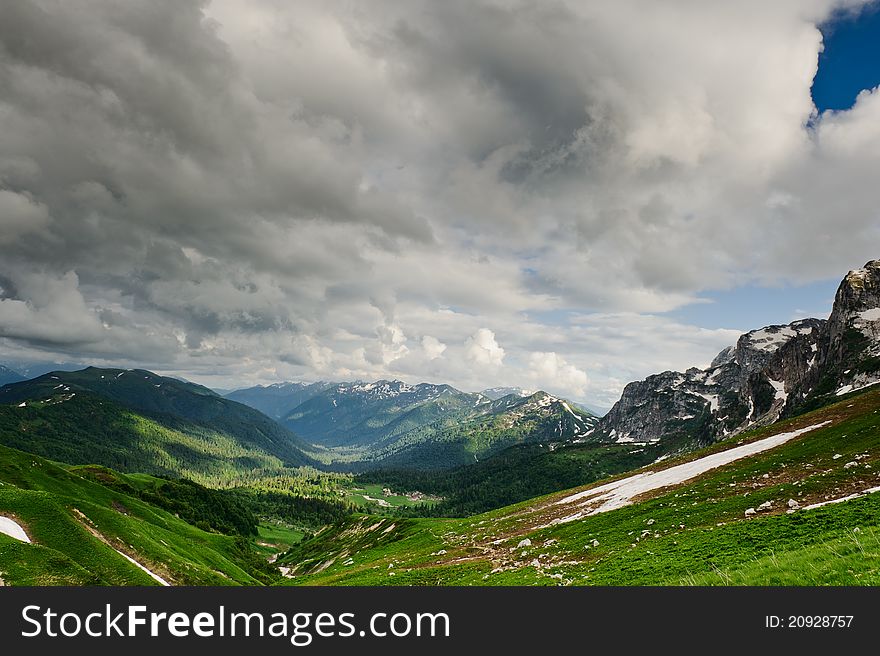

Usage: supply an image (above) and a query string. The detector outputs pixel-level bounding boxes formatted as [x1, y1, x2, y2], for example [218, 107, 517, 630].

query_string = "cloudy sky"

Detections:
[2, 0, 880, 409]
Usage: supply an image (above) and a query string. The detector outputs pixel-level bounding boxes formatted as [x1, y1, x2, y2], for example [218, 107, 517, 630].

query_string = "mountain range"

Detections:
[228, 380, 598, 470]
[2, 260, 880, 587]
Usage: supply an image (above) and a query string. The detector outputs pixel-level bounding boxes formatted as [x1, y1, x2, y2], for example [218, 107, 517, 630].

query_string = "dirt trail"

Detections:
[72, 508, 171, 586]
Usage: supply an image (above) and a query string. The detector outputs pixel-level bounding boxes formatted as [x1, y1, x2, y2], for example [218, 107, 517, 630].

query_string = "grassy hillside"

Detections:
[0, 444, 277, 586]
[357, 441, 663, 517]
[0, 367, 313, 469]
[0, 391, 302, 487]
[311, 391, 599, 471]
[278, 387, 880, 585]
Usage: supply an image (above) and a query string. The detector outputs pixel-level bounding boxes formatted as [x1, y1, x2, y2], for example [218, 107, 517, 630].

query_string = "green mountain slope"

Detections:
[0, 367, 316, 482]
[360, 391, 599, 470]
[225, 382, 331, 420]
[282, 381, 480, 447]
[283, 382, 599, 470]
[0, 444, 275, 586]
[278, 386, 880, 586]
[356, 440, 663, 517]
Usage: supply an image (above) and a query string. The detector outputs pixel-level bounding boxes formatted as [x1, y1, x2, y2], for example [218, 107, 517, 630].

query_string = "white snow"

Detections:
[747, 327, 798, 352]
[0, 517, 30, 543]
[17, 402, 26, 408]
[112, 548, 170, 586]
[836, 379, 880, 397]
[769, 379, 787, 403]
[561, 401, 581, 421]
[858, 308, 880, 322]
[696, 392, 720, 412]
[800, 486, 880, 512]
[552, 421, 831, 521]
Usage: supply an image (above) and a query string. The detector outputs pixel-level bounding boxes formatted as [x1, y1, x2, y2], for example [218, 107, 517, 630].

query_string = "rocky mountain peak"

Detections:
[830, 261, 880, 322]
[591, 261, 880, 452]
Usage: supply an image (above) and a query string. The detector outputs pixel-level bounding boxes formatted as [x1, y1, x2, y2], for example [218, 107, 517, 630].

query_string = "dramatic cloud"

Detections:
[1, 0, 878, 407]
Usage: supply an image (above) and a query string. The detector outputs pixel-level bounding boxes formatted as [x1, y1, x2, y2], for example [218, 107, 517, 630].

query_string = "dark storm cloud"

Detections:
[1, 0, 878, 404]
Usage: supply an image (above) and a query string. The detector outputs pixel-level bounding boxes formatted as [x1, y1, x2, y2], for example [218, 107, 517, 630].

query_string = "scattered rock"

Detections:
[762, 473, 769, 479]
[844, 461, 858, 469]
[757, 501, 772, 511]
[787, 499, 800, 509]
[517, 538, 532, 548]
[833, 454, 843, 460]
[646, 519, 655, 525]
[744, 508, 756, 517]
[591, 539, 600, 547]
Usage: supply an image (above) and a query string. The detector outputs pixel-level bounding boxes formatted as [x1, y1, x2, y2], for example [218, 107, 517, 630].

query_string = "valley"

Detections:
[1, 261, 880, 586]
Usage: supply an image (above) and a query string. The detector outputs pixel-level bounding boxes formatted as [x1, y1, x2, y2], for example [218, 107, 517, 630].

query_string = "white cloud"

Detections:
[421, 335, 446, 360]
[465, 328, 505, 367]
[528, 351, 588, 398]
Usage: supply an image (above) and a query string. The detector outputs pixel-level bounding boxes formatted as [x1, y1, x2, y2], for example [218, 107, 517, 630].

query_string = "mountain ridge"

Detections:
[591, 260, 880, 449]
[0, 367, 316, 480]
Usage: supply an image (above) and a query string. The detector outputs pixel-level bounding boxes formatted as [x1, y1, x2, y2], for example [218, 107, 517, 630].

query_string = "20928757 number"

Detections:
[787, 615, 853, 628]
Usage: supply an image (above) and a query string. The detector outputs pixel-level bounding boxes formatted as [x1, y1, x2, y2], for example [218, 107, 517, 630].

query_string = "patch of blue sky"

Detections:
[812, 1, 880, 112]
[665, 279, 839, 332]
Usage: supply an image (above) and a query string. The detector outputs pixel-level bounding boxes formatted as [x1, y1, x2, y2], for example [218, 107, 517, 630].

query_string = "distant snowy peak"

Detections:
[266, 381, 315, 390]
[479, 386, 536, 401]
[336, 379, 450, 400]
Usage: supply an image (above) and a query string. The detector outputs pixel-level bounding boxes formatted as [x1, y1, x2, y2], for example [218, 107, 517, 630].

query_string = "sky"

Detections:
[2, 1, 880, 410]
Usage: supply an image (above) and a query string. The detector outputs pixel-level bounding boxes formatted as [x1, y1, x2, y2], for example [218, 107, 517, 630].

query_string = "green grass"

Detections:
[257, 523, 305, 547]
[0, 444, 277, 586]
[355, 441, 662, 517]
[279, 388, 880, 586]
[346, 484, 437, 509]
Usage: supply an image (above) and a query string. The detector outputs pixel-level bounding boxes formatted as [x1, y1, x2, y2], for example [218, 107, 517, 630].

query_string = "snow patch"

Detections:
[747, 326, 799, 352]
[800, 486, 880, 512]
[695, 392, 719, 412]
[0, 517, 30, 543]
[768, 379, 787, 404]
[553, 421, 831, 521]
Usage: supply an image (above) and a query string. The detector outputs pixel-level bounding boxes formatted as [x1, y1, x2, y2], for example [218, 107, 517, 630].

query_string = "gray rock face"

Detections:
[812, 260, 880, 396]
[590, 261, 880, 447]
